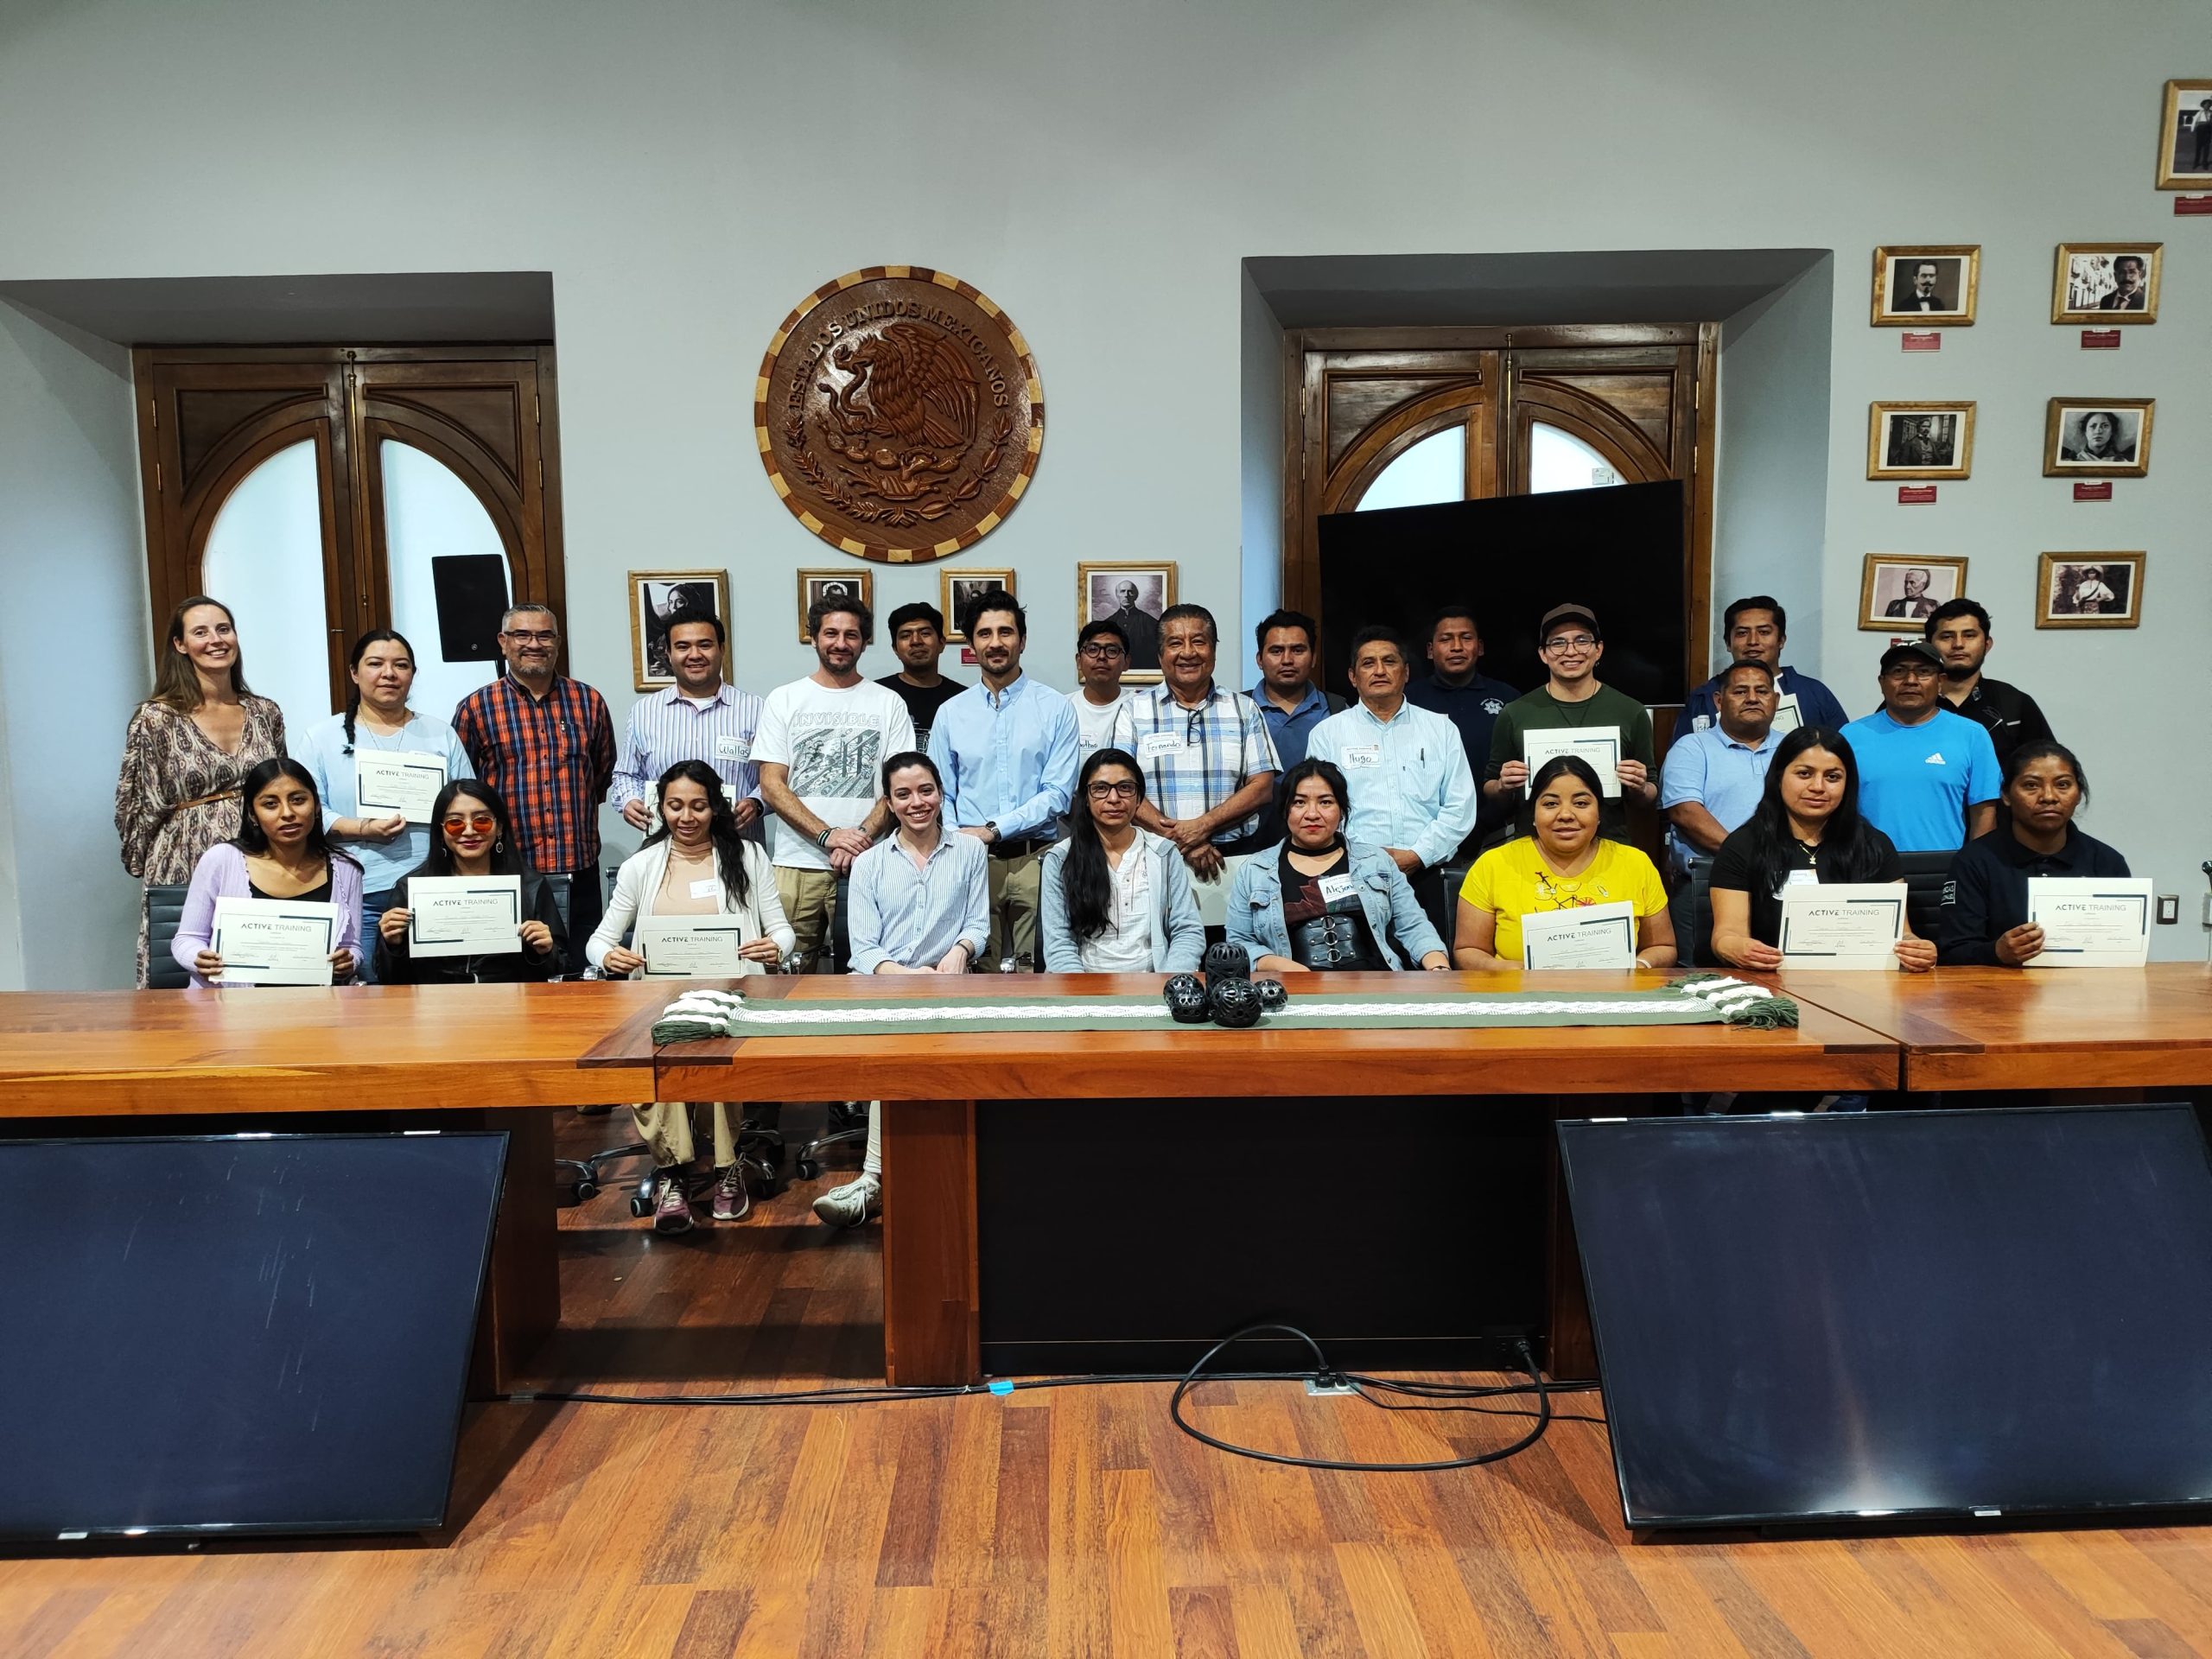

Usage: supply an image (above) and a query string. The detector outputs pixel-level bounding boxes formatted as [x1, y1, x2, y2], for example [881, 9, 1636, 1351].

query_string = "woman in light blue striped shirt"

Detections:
[296, 630, 473, 982]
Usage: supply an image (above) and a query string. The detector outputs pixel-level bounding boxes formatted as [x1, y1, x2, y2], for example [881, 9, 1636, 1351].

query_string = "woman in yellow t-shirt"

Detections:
[1454, 755, 1675, 970]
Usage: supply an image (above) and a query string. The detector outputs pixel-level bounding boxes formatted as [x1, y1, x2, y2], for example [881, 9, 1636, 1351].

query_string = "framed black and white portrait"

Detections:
[2157, 79, 2212, 188]
[1076, 562, 1176, 683]
[2037, 552, 2144, 629]
[940, 569, 1015, 642]
[2052, 244, 2162, 323]
[796, 569, 874, 644]
[1871, 245, 1980, 326]
[628, 570, 730, 690]
[1867, 402, 1975, 480]
[1858, 555, 1967, 632]
[2043, 399, 2152, 478]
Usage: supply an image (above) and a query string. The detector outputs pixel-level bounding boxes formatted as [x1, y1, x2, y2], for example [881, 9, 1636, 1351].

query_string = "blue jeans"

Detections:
[355, 888, 399, 983]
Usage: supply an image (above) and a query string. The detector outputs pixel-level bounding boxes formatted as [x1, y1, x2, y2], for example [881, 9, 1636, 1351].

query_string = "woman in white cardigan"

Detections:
[588, 760, 794, 1231]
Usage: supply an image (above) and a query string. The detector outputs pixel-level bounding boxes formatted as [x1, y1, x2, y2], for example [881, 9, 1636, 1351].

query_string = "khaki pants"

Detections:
[776, 866, 838, 972]
[986, 848, 1043, 969]
[632, 1100, 737, 1170]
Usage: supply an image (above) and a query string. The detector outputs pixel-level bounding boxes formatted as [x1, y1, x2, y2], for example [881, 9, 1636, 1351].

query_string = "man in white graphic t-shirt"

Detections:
[754, 594, 916, 971]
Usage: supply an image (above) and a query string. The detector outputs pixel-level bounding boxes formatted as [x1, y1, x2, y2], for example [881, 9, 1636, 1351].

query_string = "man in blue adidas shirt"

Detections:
[1671, 595, 1847, 742]
[1840, 640, 1999, 851]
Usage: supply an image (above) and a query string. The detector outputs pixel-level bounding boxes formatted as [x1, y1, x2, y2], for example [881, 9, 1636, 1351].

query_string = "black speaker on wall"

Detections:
[1559, 1106, 2212, 1531]
[0, 1132, 506, 1542]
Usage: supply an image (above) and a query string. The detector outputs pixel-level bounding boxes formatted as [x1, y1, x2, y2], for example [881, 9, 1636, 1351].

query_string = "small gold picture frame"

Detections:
[2156, 79, 2212, 188]
[2052, 244, 2161, 323]
[1859, 555, 1968, 632]
[796, 568, 874, 645]
[1868, 402, 1975, 480]
[628, 569, 731, 691]
[2037, 552, 2143, 629]
[1871, 245, 1980, 326]
[1076, 561, 1177, 683]
[2043, 398, 2153, 479]
[940, 569, 1015, 642]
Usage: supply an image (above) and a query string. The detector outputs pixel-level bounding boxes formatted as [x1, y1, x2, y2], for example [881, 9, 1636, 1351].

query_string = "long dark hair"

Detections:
[231, 758, 358, 868]
[1742, 727, 1892, 894]
[641, 760, 751, 905]
[1274, 756, 1351, 838]
[149, 594, 251, 714]
[412, 779, 529, 879]
[1062, 747, 1147, 941]
[342, 628, 415, 748]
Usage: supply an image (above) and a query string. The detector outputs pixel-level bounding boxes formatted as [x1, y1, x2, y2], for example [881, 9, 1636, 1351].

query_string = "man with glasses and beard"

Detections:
[1483, 602, 1656, 842]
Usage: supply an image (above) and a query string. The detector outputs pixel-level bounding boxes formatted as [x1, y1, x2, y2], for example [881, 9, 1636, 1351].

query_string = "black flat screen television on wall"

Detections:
[1315, 480, 1687, 702]
[0, 1132, 506, 1541]
[1559, 1107, 2212, 1530]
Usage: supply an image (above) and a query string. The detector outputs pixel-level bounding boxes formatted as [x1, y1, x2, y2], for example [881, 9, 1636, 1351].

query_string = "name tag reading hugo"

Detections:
[1519, 900, 1637, 970]
[2025, 876, 2153, 968]
[1777, 882, 1904, 969]
[1522, 727, 1622, 797]
[1338, 746, 1383, 770]
[1139, 731, 1187, 760]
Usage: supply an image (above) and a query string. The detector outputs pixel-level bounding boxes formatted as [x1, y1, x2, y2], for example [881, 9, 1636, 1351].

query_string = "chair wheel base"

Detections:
[796, 1159, 823, 1181]
[629, 1193, 652, 1217]
[570, 1179, 599, 1204]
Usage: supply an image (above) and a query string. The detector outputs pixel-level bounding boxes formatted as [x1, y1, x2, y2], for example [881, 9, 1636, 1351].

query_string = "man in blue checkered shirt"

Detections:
[1109, 603, 1281, 926]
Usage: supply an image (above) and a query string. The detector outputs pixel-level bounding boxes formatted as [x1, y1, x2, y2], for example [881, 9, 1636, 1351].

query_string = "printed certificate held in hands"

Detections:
[407, 875, 524, 958]
[636, 916, 749, 979]
[1519, 901, 1637, 970]
[1777, 882, 1905, 969]
[210, 896, 343, 986]
[354, 749, 448, 823]
[2025, 877, 2153, 968]
[1522, 728, 1623, 797]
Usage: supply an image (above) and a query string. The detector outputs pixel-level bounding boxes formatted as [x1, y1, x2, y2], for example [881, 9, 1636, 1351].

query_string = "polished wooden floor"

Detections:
[10, 1109, 2212, 1658]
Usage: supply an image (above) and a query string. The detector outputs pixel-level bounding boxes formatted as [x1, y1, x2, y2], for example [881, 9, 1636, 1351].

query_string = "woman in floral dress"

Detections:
[114, 596, 288, 985]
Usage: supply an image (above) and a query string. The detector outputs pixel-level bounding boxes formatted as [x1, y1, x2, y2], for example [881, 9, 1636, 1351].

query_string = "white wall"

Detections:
[0, 0, 2205, 974]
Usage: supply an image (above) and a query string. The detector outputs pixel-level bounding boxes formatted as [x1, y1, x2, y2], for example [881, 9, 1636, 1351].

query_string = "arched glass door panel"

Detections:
[200, 440, 331, 740]
[1354, 425, 1465, 512]
[1529, 423, 1624, 493]
[381, 440, 512, 721]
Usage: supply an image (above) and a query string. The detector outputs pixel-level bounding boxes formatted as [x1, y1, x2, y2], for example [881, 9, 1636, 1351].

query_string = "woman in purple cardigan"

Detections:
[173, 758, 365, 988]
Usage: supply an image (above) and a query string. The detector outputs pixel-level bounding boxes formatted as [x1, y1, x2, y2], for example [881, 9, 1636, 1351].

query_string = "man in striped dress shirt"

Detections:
[612, 612, 764, 839]
[453, 603, 617, 972]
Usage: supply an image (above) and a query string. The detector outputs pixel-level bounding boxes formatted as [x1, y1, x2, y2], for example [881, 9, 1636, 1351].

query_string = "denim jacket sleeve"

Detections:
[1351, 841, 1446, 966]
[1225, 856, 1288, 962]
[1157, 845, 1205, 972]
[1039, 842, 1083, 973]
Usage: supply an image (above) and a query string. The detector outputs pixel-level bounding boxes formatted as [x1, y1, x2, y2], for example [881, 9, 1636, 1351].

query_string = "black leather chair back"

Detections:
[1894, 850, 1955, 942]
[144, 884, 193, 989]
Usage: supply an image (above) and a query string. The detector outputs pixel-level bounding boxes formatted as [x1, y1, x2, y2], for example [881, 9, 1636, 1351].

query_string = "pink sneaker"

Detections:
[652, 1168, 694, 1234]
[711, 1165, 750, 1222]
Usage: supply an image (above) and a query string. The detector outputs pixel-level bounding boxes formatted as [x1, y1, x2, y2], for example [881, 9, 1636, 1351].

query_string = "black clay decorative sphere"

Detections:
[1208, 975, 1262, 1028]
[1202, 940, 1252, 982]
[1253, 976, 1288, 1012]
[1163, 974, 1211, 1023]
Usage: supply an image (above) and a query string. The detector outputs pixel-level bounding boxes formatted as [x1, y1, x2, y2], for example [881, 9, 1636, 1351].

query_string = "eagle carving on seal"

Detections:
[756, 268, 1044, 563]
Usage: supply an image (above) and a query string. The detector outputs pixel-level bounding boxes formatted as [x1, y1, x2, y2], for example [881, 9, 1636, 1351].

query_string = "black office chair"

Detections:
[1895, 849, 1956, 943]
[1675, 855, 1716, 970]
[143, 885, 193, 989]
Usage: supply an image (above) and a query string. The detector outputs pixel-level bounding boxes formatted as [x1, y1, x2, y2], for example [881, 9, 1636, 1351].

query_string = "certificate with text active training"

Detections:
[407, 875, 523, 957]
[636, 916, 749, 978]
[1522, 728, 1622, 797]
[1778, 882, 1905, 970]
[354, 750, 448, 823]
[2025, 877, 2153, 968]
[209, 897, 342, 986]
[1520, 900, 1637, 970]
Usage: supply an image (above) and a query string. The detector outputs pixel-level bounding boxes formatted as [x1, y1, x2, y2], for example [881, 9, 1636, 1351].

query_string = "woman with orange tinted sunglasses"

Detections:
[372, 779, 565, 984]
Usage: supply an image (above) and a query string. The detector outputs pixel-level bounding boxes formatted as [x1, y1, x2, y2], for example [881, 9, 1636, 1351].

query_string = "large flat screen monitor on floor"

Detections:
[1560, 1107, 2212, 1530]
[0, 1132, 506, 1542]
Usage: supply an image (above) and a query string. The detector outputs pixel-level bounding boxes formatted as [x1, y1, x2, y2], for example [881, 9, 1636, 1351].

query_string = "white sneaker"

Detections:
[811, 1173, 881, 1229]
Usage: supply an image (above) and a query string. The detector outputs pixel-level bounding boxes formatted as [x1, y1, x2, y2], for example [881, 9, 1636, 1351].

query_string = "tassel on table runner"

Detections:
[651, 988, 748, 1044]
[1673, 974, 1800, 1029]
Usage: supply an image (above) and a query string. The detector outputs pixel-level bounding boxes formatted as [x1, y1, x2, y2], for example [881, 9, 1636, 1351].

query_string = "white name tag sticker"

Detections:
[1784, 868, 1819, 887]
[1340, 746, 1382, 769]
[689, 878, 721, 900]
[714, 734, 751, 764]
[1139, 732, 1187, 759]
[1317, 873, 1358, 903]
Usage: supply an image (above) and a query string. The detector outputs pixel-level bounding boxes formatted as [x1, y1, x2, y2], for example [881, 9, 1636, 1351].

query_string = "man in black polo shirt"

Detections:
[1923, 598, 2054, 769]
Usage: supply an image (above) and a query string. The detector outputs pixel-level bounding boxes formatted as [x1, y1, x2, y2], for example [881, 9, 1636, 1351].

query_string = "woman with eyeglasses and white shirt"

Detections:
[1039, 747, 1205, 973]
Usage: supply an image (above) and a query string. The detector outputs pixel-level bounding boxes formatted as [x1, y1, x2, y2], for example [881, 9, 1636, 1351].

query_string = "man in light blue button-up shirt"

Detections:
[925, 588, 1078, 968]
[1305, 626, 1477, 932]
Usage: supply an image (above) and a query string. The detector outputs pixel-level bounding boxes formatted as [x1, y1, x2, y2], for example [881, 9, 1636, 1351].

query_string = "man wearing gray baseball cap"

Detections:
[1482, 602, 1656, 842]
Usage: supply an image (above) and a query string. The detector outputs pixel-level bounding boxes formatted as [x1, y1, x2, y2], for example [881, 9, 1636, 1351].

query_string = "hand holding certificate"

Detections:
[1777, 882, 1906, 969]
[208, 897, 345, 986]
[1520, 900, 1637, 969]
[2022, 877, 2153, 968]
[1522, 728, 1624, 798]
[355, 750, 448, 823]
[407, 875, 524, 958]
[634, 917, 762, 979]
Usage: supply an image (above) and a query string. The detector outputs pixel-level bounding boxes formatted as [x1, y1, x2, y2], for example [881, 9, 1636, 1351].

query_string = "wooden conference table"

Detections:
[1, 966, 2204, 1389]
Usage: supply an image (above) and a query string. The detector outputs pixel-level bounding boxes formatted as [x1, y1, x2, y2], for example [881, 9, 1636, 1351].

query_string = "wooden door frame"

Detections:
[1281, 323, 1719, 686]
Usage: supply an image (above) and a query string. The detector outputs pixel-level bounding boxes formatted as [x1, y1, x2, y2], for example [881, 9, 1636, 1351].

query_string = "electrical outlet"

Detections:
[2157, 894, 2179, 925]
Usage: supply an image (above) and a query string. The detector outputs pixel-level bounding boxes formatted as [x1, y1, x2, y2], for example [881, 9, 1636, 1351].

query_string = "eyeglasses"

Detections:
[1085, 781, 1141, 800]
[1543, 634, 1598, 652]
[442, 813, 498, 831]
[502, 630, 558, 645]
[1079, 643, 1127, 660]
